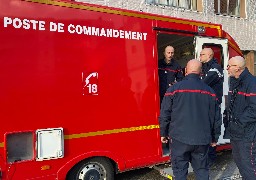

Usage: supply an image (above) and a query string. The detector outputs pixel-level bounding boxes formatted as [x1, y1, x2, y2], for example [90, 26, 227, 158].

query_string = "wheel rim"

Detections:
[78, 162, 107, 180]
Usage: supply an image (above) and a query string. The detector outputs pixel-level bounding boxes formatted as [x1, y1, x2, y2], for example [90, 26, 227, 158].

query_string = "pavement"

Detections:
[160, 150, 241, 180]
[116, 150, 242, 180]
[209, 151, 241, 180]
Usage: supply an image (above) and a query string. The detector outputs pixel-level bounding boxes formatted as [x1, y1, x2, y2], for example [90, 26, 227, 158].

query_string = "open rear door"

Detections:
[194, 36, 230, 145]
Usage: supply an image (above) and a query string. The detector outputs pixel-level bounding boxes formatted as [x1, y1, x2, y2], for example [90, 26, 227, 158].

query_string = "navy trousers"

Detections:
[208, 146, 217, 167]
[231, 140, 256, 180]
[170, 138, 209, 180]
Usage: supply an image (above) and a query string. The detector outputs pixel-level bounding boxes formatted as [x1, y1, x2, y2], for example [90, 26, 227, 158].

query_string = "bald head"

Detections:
[200, 48, 214, 63]
[227, 56, 246, 78]
[229, 56, 246, 69]
[186, 59, 202, 75]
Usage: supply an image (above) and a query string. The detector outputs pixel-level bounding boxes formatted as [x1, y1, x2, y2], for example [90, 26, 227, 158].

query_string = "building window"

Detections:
[214, 0, 240, 17]
[146, 0, 197, 11]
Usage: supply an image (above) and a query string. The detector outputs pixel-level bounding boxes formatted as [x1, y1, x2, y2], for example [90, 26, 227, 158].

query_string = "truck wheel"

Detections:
[67, 157, 114, 180]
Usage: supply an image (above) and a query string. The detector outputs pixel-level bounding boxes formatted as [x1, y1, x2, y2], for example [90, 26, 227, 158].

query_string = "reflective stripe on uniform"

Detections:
[208, 68, 223, 78]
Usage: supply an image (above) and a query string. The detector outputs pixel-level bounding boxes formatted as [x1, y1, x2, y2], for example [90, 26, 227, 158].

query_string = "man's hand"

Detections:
[210, 142, 217, 147]
[161, 137, 168, 143]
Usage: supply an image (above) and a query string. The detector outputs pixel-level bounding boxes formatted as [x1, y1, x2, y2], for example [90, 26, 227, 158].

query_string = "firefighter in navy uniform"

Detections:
[158, 45, 183, 105]
[199, 48, 224, 167]
[159, 59, 221, 180]
[224, 56, 256, 180]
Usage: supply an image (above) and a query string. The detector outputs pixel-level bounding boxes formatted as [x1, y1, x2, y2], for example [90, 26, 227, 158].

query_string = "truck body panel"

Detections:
[0, 0, 242, 179]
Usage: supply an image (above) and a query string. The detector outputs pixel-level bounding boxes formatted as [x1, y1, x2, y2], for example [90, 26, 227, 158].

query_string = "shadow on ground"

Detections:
[116, 150, 241, 180]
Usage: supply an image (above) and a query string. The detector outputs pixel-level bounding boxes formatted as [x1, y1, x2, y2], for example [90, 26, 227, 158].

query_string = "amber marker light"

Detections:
[41, 165, 51, 170]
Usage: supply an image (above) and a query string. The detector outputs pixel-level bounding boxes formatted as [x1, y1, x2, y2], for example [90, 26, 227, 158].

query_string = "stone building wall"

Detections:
[76, 0, 256, 51]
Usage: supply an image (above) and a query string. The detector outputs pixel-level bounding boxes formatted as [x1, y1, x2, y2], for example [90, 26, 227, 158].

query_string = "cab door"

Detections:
[194, 36, 230, 145]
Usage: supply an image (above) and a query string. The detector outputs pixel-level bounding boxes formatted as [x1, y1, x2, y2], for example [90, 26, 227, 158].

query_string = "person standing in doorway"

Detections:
[159, 59, 221, 180]
[199, 47, 224, 167]
[224, 56, 256, 179]
[158, 45, 183, 105]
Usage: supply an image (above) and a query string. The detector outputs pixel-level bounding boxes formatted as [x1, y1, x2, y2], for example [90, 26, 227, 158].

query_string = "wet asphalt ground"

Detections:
[116, 150, 242, 180]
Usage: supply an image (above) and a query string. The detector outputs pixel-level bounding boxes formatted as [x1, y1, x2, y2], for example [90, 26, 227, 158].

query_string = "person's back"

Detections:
[160, 59, 220, 180]
[162, 74, 217, 145]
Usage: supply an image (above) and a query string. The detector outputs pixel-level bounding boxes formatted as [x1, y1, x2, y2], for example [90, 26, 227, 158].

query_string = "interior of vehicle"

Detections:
[157, 32, 195, 69]
[157, 32, 225, 156]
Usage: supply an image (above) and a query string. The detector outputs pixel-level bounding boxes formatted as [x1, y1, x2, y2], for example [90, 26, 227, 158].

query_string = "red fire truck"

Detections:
[0, 0, 242, 179]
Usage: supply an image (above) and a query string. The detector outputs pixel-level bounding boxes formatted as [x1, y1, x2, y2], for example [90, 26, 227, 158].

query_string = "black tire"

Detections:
[67, 157, 115, 180]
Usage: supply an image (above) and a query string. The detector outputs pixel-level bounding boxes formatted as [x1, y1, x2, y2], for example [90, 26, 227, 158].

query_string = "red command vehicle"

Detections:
[0, 0, 242, 179]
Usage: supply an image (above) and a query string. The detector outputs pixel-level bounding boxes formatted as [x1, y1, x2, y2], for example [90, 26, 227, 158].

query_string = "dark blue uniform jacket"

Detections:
[159, 74, 221, 145]
[224, 68, 256, 141]
[200, 58, 224, 104]
[158, 59, 183, 100]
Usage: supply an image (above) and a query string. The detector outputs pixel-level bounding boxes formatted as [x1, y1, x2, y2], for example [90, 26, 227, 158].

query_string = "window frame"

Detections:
[145, 0, 198, 11]
[214, 0, 241, 17]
